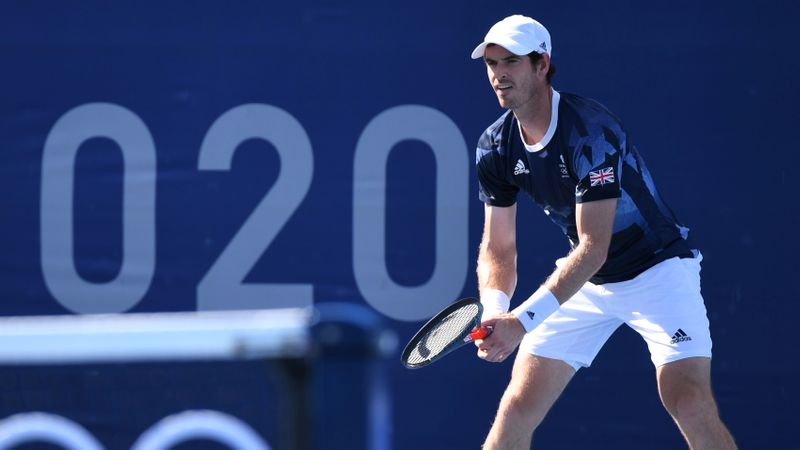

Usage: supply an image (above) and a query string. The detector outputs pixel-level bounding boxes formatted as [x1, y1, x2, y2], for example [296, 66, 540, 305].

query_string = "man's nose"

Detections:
[497, 65, 509, 79]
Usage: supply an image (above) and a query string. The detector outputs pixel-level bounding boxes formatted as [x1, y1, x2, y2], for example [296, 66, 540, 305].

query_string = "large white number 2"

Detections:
[197, 104, 314, 310]
[353, 106, 468, 321]
[41, 103, 156, 313]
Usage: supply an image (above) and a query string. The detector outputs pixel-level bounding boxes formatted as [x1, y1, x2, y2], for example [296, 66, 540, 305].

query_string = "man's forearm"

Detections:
[543, 241, 606, 303]
[508, 241, 605, 333]
[477, 244, 517, 317]
[477, 243, 517, 297]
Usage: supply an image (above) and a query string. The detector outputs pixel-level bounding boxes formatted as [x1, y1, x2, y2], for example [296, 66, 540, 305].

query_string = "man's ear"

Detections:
[538, 53, 551, 77]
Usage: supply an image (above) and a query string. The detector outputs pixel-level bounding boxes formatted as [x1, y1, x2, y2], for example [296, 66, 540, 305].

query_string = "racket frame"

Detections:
[400, 297, 491, 369]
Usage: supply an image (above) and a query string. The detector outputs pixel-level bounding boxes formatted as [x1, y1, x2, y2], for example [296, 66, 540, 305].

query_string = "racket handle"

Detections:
[468, 325, 493, 341]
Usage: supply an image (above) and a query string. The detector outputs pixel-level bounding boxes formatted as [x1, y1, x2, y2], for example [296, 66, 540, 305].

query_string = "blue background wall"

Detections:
[1, 0, 797, 448]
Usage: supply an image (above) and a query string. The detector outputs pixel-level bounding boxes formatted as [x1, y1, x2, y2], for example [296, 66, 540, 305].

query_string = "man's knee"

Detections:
[657, 357, 719, 422]
[660, 378, 719, 421]
[496, 355, 575, 429]
[497, 382, 547, 430]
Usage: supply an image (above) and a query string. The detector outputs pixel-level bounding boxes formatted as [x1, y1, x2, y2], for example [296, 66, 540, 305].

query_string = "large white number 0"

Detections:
[353, 105, 469, 321]
[41, 103, 156, 313]
[197, 104, 313, 310]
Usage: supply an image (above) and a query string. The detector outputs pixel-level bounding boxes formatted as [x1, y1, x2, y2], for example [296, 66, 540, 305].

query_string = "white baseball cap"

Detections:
[471, 15, 552, 59]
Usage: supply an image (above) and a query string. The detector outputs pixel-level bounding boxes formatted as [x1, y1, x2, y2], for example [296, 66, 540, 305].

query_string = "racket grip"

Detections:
[468, 325, 493, 341]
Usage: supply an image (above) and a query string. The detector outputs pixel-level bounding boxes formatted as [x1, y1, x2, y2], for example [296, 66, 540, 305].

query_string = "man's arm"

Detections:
[543, 197, 617, 302]
[476, 198, 617, 362]
[476, 203, 518, 315]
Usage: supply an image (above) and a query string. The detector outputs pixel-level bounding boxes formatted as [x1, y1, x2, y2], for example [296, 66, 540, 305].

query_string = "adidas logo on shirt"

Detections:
[669, 328, 692, 344]
[514, 159, 530, 175]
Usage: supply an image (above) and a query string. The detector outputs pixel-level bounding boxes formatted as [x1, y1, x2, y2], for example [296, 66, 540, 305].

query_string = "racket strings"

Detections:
[406, 304, 480, 366]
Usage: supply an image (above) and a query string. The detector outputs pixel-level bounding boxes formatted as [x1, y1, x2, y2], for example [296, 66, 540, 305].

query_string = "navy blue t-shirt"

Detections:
[476, 90, 693, 284]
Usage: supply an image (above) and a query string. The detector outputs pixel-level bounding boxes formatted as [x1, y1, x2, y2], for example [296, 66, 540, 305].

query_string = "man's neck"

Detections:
[514, 87, 553, 146]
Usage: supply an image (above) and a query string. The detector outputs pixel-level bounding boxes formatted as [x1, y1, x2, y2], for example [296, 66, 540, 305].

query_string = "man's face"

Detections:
[483, 45, 544, 110]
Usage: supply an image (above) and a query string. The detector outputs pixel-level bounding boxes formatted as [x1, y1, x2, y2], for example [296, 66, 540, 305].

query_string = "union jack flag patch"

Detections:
[589, 167, 615, 186]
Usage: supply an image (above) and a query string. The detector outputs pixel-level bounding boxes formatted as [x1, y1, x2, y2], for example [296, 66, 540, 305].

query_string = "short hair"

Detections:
[528, 51, 556, 84]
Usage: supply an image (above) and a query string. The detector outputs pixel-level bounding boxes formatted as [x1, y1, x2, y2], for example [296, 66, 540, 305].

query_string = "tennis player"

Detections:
[470, 15, 737, 449]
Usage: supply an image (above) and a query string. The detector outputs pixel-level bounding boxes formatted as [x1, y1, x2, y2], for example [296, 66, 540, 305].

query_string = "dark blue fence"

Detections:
[0, 1, 797, 448]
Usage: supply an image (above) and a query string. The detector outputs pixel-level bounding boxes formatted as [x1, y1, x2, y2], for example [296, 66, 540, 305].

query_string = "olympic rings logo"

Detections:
[0, 410, 271, 450]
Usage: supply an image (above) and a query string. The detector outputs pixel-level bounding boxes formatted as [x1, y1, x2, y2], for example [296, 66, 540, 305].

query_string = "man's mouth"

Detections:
[496, 83, 513, 91]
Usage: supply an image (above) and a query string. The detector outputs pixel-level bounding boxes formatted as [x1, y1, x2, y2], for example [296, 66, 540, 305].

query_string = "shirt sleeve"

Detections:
[573, 137, 622, 204]
[476, 148, 518, 207]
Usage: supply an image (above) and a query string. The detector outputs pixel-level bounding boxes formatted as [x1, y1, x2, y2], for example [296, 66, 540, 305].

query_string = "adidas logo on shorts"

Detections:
[669, 328, 692, 344]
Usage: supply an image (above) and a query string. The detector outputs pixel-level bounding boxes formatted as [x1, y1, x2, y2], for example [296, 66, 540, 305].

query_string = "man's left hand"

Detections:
[474, 313, 527, 363]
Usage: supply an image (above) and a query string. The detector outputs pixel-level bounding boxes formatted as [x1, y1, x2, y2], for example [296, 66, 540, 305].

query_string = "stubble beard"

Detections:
[498, 87, 536, 112]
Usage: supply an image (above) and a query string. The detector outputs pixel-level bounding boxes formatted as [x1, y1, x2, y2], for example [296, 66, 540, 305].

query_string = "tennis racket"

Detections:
[401, 297, 493, 369]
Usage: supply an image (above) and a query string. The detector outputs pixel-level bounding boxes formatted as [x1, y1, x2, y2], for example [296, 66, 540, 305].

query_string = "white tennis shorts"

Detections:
[520, 252, 712, 371]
